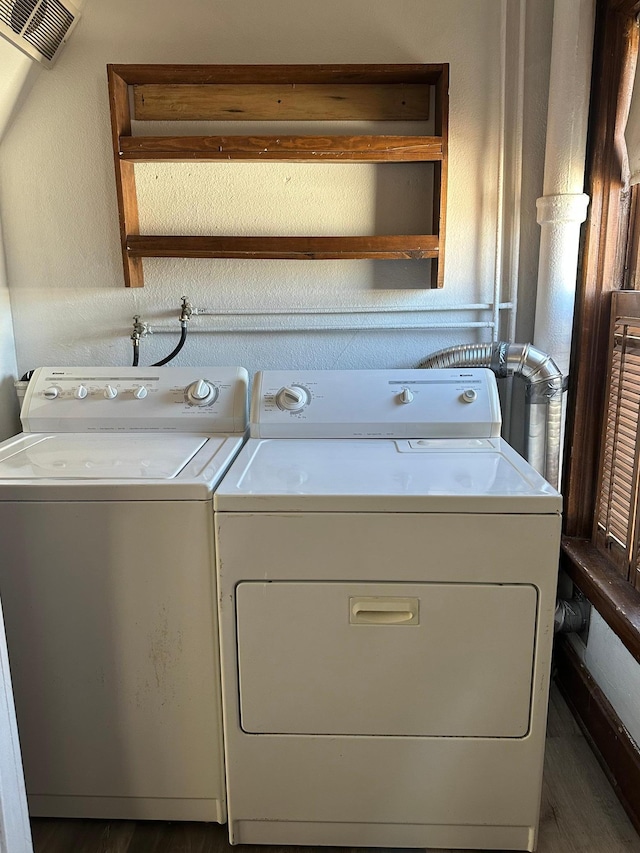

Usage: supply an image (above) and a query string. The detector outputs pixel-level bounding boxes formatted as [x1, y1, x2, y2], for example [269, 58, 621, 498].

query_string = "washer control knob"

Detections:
[43, 386, 59, 399]
[461, 389, 478, 403]
[74, 385, 88, 399]
[104, 385, 118, 399]
[276, 385, 309, 412]
[185, 379, 217, 406]
[133, 385, 148, 399]
[398, 388, 414, 404]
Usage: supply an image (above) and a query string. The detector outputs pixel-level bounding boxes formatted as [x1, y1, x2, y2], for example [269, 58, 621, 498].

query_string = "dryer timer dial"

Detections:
[276, 385, 309, 412]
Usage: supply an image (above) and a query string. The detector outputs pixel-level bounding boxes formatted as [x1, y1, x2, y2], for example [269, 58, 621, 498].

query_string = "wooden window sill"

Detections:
[561, 536, 640, 664]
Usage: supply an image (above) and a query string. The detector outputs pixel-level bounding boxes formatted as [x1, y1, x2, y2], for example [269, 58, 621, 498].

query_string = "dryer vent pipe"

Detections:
[417, 342, 564, 489]
[554, 596, 590, 634]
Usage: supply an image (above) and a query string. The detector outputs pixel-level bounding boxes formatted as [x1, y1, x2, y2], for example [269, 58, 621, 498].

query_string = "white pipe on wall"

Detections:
[535, 193, 589, 375]
[534, 0, 595, 377]
[150, 320, 496, 334]
[505, 0, 526, 346]
[192, 303, 513, 316]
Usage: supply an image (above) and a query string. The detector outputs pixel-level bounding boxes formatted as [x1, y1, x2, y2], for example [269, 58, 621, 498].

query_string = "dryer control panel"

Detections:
[21, 366, 248, 433]
[250, 369, 502, 439]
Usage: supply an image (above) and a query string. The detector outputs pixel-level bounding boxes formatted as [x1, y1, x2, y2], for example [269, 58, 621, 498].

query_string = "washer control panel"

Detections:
[251, 369, 502, 439]
[21, 366, 248, 433]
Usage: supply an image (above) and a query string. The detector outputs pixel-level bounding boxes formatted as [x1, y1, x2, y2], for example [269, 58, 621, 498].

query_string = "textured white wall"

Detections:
[0, 40, 28, 442]
[0, 229, 19, 442]
[0, 0, 521, 376]
[572, 613, 640, 749]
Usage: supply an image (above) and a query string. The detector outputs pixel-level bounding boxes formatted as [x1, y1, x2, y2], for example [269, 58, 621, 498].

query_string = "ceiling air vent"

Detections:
[0, 0, 80, 66]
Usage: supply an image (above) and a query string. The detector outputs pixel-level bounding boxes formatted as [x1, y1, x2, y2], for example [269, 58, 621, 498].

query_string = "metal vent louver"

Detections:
[0, 0, 79, 65]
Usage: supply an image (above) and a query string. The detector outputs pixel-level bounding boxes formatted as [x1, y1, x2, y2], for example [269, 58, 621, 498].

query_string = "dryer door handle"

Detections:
[349, 597, 419, 625]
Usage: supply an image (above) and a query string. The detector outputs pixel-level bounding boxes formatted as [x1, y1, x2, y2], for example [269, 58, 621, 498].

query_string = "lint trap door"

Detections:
[236, 581, 538, 738]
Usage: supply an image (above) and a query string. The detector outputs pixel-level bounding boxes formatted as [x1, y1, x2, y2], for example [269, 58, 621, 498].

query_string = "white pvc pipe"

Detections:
[535, 193, 590, 375]
[534, 0, 595, 377]
[506, 0, 526, 346]
[493, 0, 508, 343]
[150, 320, 496, 334]
[192, 303, 513, 316]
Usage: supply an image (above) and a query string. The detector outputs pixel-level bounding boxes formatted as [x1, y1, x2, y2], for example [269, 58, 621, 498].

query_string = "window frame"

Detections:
[562, 0, 640, 663]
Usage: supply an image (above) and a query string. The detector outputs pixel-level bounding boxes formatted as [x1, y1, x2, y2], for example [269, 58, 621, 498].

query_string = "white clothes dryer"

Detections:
[214, 368, 562, 851]
[0, 366, 248, 822]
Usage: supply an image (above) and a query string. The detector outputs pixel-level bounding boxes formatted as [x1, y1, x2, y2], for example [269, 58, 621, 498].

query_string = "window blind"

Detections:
[596, 290, 640, 589]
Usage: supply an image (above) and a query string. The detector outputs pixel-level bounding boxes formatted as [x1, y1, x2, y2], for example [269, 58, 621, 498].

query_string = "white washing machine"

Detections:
[214, 368, 562, 852]
[0, 366, 248, 822]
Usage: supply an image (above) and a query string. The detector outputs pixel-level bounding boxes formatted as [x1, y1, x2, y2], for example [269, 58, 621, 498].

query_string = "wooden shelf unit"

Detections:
[107, 64, 449, 289]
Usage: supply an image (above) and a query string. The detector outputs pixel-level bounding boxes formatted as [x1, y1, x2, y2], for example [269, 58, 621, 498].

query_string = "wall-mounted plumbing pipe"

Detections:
[533, 0, 594, 378]
[148, 320, 496, 334]
[146, 303, 515, 337]
[417, 341, 564, 490]
[190, 303, 514, 317]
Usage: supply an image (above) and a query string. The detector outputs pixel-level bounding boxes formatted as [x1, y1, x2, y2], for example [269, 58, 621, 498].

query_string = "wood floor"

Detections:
[29, 685, 640, 853]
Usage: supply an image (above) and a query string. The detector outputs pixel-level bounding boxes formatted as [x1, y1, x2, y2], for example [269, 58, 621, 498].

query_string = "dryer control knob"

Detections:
[104, 385, 118, 399]
[276, 385, 309, 412]
[398, 388, 414, 404]
[185, 379, 218, 406]
[74, 385, 88, 399]
[43, 386, 59, 399]
[461, 389, 478, 403]
[133, 385, 148, 399]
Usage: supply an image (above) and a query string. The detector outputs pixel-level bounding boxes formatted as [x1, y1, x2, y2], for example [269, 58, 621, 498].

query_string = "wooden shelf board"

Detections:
[109, 63, 445, 86]
[119, 135, 443, 163]
[133, 83, 430, 122]
[126, 235, 439, 260]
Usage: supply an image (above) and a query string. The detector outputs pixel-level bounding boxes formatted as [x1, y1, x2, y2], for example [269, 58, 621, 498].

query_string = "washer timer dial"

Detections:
[185, 379, 219, 407]
[276, 385, 310, 412]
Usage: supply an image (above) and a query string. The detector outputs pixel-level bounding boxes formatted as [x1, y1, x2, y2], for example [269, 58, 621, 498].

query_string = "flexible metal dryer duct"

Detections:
[417, 342, 564, 489]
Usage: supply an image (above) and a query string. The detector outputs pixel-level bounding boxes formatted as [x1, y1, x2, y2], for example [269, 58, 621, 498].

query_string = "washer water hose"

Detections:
[152, 321, 187, 367]
[418, 342, 564, 490]
[151, 297, 192, 367]
[130, 297, 193, 367]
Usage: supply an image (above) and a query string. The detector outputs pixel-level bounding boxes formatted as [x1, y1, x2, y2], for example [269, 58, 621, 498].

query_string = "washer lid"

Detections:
[0, 433, 209, 479]
[0, 432, 244, 500]
[214, 437, 562, 514]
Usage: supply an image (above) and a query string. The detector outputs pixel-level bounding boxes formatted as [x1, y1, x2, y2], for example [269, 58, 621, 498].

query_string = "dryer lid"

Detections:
[214, 437, 562, 514]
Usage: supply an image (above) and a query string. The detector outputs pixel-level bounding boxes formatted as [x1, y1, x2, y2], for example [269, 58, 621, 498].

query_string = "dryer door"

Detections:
[236, 581, 538, 738]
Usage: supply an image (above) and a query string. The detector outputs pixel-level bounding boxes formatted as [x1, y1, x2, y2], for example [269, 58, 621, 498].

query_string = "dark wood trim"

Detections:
[611, 0, 640, 15]
[561, 536, 640, 663]
[554, 635, 640, 836]
[563, 3, 638, 536]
